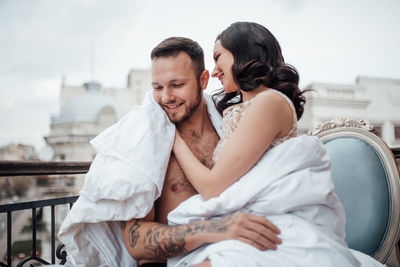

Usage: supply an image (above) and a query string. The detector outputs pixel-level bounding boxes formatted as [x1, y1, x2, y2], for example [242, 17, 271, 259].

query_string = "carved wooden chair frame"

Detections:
[312, 117, 400, 263]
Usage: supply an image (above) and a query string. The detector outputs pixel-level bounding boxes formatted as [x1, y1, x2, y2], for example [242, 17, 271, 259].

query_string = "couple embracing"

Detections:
[59, 22, 384, 267]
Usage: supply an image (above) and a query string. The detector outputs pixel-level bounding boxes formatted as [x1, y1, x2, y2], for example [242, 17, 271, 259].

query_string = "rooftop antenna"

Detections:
[84, 42, 101, 92]
[90, 41, 95, 81]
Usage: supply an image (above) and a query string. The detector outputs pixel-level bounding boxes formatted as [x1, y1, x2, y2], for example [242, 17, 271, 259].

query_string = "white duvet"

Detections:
[167, 135, 384, 267]
[57, 92, 221, 266]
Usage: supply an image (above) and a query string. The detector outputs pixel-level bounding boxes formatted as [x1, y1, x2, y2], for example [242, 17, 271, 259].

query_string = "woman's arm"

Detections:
[173, 91, 293, 200]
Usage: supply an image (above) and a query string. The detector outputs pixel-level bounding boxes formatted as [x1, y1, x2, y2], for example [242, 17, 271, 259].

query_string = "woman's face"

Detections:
[211, 40, 239, 93]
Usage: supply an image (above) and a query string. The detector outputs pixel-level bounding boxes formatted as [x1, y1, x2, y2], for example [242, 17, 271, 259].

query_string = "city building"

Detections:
[299, 76, 400, 148]
[44, 69, 150, 192]
[45, 69, 150, 162]
[0, 144, 38, 161]
[45, 81, 124, 162]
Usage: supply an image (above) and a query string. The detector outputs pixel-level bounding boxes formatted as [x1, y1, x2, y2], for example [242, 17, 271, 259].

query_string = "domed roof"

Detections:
[53, 81, 124, 124]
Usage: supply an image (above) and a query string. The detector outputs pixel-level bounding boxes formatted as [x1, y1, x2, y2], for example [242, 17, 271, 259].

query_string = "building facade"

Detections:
[299, 76, 400, 148]
[0, 144, 38, 161]
[45, 69, 150, 162]
[44, 69, 150, 192]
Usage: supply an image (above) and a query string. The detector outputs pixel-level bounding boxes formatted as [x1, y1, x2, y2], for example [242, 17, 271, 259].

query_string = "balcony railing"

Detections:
[0, 148, 399, 266]
[0, 161, 90, 267]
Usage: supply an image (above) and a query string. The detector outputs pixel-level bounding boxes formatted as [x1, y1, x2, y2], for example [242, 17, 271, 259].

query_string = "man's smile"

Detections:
[163, 102, 184, 112]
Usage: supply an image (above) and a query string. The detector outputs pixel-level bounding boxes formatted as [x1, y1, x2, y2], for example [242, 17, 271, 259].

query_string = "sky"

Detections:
[0, 0, 399, 154]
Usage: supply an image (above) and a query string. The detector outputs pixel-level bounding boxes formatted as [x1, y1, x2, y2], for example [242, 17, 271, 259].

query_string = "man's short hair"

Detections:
[151, 37, 205, 79]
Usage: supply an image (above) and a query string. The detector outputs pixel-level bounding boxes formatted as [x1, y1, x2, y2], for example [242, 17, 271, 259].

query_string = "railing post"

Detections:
[32, 208, 37, 259]
[51, 205, 55, 264]
[7, 211, 12, 267]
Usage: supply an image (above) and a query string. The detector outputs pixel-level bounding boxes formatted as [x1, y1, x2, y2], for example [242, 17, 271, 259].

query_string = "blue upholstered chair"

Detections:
[312, 118, 400, 264]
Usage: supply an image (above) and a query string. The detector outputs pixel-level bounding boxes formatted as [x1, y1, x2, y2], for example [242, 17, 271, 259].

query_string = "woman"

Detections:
[170, 22, 382, 267]
[173, 21, 305, 200]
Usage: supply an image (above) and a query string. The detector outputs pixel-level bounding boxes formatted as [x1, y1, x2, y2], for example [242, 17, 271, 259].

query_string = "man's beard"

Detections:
[169, 84, 202, 125]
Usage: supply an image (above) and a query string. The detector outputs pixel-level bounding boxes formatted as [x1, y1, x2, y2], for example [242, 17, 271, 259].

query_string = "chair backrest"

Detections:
[313, 118, 400, 263]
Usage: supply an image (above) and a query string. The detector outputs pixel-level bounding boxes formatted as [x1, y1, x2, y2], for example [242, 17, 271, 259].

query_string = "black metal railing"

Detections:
[0, 161, 90, 177]
[0, 161, 90, 267]
[0, 196, 78, 266]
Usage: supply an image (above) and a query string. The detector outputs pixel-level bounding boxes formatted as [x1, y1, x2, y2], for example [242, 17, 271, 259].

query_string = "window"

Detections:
[372, 126, 382, 137]
[395, 126, 400, 140]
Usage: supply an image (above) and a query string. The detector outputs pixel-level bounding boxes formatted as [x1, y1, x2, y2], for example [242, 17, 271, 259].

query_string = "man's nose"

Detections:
[162, 88, 174, 103]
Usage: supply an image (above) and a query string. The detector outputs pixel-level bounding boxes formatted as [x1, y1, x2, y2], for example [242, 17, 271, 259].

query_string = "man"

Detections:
[121, 37, 281, 267]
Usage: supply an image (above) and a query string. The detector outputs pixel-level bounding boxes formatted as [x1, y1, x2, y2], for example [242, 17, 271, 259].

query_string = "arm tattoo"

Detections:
[120, 221, 127, 230]
[128, 219, 141, 249]
[127, 216, 236, 259]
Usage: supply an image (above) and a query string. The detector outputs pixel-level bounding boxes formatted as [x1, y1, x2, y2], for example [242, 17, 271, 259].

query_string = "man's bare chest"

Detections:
[164, 139, 216, 195]
[155, 131, 219, 223]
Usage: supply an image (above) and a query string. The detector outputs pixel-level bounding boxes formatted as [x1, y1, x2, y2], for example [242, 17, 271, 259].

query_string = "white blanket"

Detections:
[58, 90, 383, 267]
[167, 135, 385, 267]
[58, 91, 222, 267]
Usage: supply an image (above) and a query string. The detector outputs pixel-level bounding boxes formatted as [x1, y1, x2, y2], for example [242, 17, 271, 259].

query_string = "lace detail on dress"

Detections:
[212, 98, 255, 164]
[212, 89, 298, 164]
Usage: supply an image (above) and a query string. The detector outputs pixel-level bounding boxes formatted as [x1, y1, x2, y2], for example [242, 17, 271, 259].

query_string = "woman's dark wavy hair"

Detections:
[213, 22, 307, 120]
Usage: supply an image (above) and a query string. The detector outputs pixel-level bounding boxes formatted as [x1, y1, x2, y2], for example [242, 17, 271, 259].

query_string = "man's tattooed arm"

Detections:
[121, 215, 236, 261]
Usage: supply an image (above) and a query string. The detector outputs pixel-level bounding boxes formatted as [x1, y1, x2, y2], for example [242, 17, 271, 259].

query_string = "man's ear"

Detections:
[199, 70, 210, 91]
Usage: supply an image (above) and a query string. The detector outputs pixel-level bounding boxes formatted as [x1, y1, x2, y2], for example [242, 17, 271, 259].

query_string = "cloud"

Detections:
[0, 77, 59, 149]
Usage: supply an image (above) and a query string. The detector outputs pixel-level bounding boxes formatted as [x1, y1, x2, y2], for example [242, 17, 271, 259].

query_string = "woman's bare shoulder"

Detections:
[250, 89, 290, 110]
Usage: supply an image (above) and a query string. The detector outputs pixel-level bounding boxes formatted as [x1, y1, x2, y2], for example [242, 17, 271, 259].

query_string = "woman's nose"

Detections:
[211, 66, 219, 78]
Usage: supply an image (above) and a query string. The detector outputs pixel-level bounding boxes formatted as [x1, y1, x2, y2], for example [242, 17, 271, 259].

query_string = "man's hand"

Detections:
[211, 212, 282, 250]
[121, 211, 281, 263]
